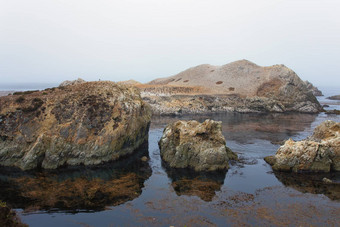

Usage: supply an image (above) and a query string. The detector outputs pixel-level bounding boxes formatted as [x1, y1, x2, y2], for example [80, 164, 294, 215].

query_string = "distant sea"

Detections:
[0, 82, 59, 91]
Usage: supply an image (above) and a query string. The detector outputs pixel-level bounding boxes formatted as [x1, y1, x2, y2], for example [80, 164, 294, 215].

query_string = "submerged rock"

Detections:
[265, 120, 340, 173]
[272, 172, 340, 200]
[0, 81, 151, 170]
[159, 119, 237, 172]
[0, 146, 152, 212]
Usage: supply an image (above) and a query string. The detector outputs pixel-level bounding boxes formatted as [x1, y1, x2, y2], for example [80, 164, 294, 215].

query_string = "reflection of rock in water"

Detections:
[151, 112, 317, 144]
[0, 143, 151, 212]
[273, 171, 340, 200]
[163, 163, 226, 201]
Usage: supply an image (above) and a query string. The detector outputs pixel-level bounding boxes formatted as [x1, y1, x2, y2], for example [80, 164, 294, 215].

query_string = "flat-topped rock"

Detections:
[0, 81, 151, 170]
[159, 119, 237, 172]
[265, 120, 340, 173]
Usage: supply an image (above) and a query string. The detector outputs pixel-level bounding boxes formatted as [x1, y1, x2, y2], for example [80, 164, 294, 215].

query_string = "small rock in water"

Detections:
[159, 119, 237, 172]
[264, 120, 340, 173]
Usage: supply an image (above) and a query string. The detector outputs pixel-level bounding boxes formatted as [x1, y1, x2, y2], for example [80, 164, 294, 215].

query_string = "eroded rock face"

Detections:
[159, 120, 237, 172]
[304, 81, 323, 96]
[265, 120, 340, 173]
[0, 81, 151, 170]
[140, 60, 321, 115]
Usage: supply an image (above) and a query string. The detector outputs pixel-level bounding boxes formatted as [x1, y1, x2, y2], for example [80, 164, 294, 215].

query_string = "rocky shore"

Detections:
[136, 60, 322, 115]
[0, 81, 151, 170]
[265, 120, 340, 173]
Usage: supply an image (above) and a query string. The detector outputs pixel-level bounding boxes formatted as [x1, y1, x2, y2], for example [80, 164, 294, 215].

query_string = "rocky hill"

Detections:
[0, 81, 151, 170]
[142, 60, 321, 114]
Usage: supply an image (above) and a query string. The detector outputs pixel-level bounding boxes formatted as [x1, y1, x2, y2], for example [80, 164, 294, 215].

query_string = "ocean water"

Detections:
[0, 85, 339, 226]
[0, 111, 338, 226]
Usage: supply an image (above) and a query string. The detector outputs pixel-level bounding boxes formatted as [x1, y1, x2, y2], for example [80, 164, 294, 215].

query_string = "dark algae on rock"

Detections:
[0, 81, 151, 170]
[0, 145, 151, 212]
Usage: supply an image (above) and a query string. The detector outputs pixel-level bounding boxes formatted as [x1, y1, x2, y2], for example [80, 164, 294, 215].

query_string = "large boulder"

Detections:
[265, 120, 340, 172]
[0, 81, 151, 170]
[159, 119, 237, 172]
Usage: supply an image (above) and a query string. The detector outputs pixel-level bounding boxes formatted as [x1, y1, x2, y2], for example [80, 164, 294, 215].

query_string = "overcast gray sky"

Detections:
[1, 0, 339, 87]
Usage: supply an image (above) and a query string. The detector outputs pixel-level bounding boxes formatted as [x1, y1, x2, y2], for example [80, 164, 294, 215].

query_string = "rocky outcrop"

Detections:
[140, 60, 321, 114]
[0, 81, 151, 170]
[265, 120, 340, 173]
[159, 120, 237, 172]
[327, 95, 340, 100]
[304, 81, 323, 96]
[59, 78, 86, 87]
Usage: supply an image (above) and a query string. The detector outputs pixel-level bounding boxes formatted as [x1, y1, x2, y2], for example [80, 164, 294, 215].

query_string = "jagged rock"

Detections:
[159, 119, 237, 172]
[59, 78, 86, 87]
[265, 120, 340, 173]
[140, 60, 321, 115]
[304, 81, 323, 96]
[0, 81, 151, 170]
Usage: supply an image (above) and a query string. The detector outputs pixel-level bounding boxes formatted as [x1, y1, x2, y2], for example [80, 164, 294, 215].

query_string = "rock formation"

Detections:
[138, 60, 321, 114]
[59, 78, 86, 87]
[304, 81, 323, 96]
[0, 81, 151, 170]
[159, 119, 237, 172]
[265, 120, 340, 173]
[327, 95, 340, 100]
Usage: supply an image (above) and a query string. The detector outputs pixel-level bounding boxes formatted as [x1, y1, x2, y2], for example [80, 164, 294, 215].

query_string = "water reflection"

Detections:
[163, 163, 226, 201]
[0, 143, 152, 213]
[273, 171, 340, 200]
[151, 112, 317, 144]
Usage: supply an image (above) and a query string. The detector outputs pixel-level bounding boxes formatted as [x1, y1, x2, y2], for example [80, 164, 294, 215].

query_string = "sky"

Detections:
[0, 0, 339, 87]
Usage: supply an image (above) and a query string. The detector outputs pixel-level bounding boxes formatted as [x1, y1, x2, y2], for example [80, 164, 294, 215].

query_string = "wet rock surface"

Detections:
[0, 146, 152, 212]
[265, 120, 340, 172]
[159, 119, 237, 172]
[0, 81, 151, 170]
